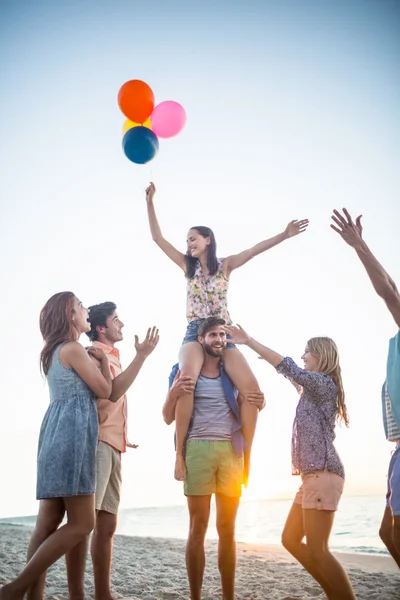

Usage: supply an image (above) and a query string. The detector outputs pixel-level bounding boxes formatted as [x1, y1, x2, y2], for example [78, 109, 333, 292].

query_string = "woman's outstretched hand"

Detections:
[224, 326, 284, 367]
[145, 182, 156, 203]
[223, 324, 251, 345]
[284, 219, 309, 238]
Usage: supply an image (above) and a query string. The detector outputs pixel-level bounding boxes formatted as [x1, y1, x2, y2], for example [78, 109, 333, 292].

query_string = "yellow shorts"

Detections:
[184, 440, 243, 498]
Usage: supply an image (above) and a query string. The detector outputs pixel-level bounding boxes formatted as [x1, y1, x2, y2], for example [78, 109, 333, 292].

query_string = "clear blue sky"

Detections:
[0, 0, 399, 517]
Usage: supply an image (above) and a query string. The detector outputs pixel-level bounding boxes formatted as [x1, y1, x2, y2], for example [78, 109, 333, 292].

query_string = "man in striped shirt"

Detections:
[332, 209, 400, 568]
[163, 316, 265, 600]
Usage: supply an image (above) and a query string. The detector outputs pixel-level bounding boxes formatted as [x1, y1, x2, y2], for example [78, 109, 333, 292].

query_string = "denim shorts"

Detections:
[182, 319, 236, 349]
[386, 441, 400, 516]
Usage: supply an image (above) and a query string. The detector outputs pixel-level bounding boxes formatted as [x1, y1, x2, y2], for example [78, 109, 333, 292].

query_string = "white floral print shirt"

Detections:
[186, 258, 232, 324]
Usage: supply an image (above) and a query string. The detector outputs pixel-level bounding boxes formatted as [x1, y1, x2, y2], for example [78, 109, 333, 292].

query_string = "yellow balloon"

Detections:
[122, 118, 152, 135]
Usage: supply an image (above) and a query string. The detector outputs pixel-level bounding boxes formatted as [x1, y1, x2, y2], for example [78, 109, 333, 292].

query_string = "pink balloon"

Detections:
[150, 101, 186, 139]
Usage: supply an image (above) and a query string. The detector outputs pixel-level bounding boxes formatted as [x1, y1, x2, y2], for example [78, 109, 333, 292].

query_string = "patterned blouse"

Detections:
[276, 357, 345, 479]
[186, 258, 232, 324]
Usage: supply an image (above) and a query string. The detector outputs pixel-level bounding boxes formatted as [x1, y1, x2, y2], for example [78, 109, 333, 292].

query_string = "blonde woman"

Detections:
[223, 325, 356, 600]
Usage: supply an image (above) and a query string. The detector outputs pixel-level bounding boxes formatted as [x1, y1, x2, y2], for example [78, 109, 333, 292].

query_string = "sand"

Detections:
[0, 524, 399, 599]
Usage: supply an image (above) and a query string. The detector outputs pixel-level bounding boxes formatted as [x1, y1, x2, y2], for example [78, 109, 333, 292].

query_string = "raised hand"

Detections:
[145, 182, 156, 203]
[135, 326, 160, 358]
[285, 219, 309, 238]
[223, 324, 251, 345]
[330, 208, 363, 248]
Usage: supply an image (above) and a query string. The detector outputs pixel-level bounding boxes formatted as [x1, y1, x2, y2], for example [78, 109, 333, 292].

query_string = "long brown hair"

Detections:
[185, 226, 218, 278]
[40, 291, 78, 375]
[307, 336, 349, 427]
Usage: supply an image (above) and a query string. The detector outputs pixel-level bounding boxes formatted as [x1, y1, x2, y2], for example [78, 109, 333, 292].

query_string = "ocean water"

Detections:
[0, 495, 388, 556]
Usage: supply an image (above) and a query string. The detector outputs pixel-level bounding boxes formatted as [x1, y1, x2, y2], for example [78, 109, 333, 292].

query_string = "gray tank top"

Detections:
[188, 374, 235, 441]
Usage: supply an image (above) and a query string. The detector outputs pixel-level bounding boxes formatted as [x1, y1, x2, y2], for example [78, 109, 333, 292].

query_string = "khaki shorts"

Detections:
[95, 441, 122, 514]
[294, 470, 344, 511]
[184, 440, 243, 498]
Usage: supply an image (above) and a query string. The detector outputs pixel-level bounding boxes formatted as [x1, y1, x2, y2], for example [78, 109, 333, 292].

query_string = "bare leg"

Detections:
[175, 342, 204, 481]
[281, 502, 333, 595]
[223, 348, 260, 486]
[186, 496, 211, 600]
[91, 511, 118, 600]
[215, 494, 240, 600]
[65, 537, 88, 600]
[379, 507, 400, 566]
[26, 499, 65, 600]
[387, 446, 400, 558]
[393, 515, 400, 557]
[0, 495, 95, 600]
[303, 508, 356, 600]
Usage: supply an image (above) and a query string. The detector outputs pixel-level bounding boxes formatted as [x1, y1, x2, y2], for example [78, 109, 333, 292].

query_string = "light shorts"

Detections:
[184, 440, 243, 498]
[294, 469, 344, 511]
[386, 442, 400, 516]
[95, 441, 122, 515]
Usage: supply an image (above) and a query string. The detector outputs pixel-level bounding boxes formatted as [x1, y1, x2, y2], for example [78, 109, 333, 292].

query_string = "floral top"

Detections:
[276, 357, 345, 479]
[186, 258, 232, 324]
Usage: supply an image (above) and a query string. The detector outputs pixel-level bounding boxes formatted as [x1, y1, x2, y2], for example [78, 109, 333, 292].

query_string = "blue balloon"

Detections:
[122, 126, 159, 164]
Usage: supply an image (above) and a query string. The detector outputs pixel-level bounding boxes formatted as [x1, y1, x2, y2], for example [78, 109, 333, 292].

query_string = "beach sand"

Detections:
[0, 524, 399, 599]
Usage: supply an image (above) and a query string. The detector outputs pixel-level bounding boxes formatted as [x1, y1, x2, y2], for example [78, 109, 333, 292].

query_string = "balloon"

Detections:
[118, 80, 154, 123]
[122, 118, 151, 135]
[122, 126, 159, 164]
[150, 101, 186, 138]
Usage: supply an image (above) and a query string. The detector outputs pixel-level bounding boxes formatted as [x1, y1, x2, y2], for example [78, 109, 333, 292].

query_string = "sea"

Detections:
[0, 495, 389, 556]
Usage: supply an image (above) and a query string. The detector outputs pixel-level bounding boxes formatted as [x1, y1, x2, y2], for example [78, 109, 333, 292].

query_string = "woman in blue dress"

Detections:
[0, 291, 112, 600]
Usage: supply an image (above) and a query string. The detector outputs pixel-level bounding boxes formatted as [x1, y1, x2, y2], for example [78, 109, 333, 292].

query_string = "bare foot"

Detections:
[95, 593, 124, 600]
[174, 454, 187, 481]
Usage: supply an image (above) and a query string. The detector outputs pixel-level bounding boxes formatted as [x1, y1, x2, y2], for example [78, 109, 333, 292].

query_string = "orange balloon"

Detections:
[118, 80, 155, 124]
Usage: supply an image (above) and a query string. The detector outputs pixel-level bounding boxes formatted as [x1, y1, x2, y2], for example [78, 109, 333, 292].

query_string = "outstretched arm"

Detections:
[223, 219, 309, 276]
[223, 325, 284, 367]
[331, 209, 400, 328]
[145, 182, 186, 271]
[110, 327, 159, 402]
[224, 325, 333, 397]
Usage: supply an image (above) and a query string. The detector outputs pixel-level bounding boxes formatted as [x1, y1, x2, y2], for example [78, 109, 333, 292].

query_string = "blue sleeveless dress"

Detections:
[36, 343, 99, 499]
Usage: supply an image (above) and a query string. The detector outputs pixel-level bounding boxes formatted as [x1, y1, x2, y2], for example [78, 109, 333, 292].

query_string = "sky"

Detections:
[0, 0, 399, 518]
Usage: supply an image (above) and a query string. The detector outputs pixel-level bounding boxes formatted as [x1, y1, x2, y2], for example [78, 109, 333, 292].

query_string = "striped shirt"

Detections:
[188, 373, 236, 441]
[382, 331, 400, 442]
[384, 381, 400, 442]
